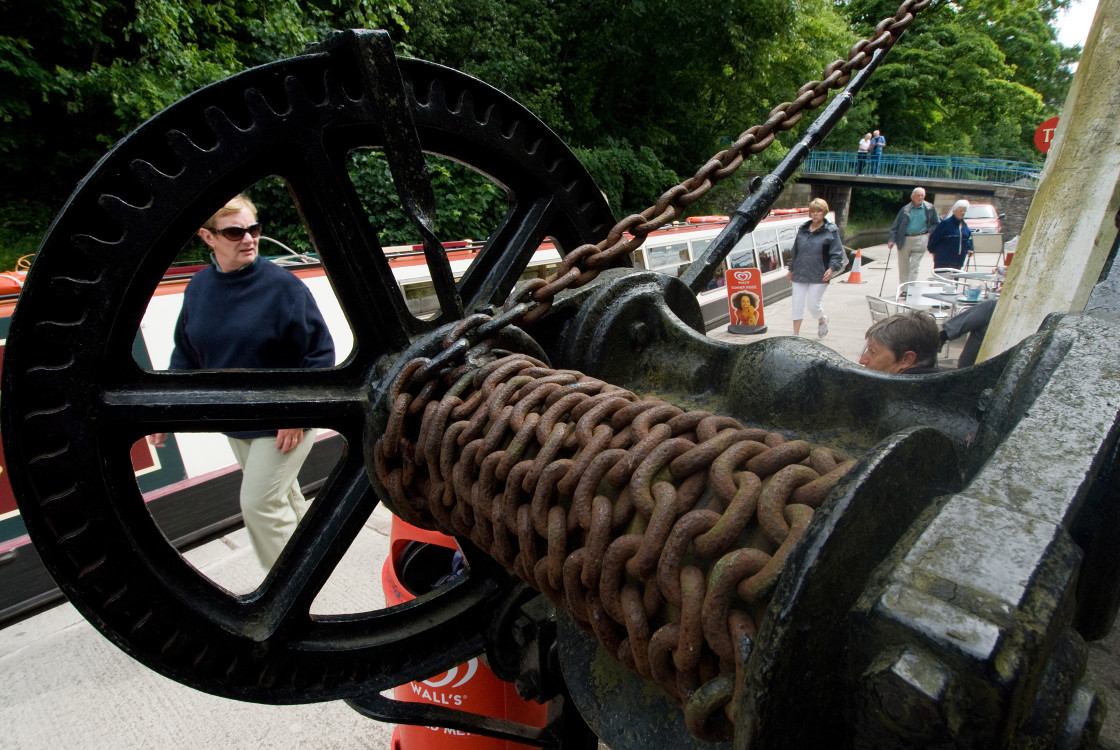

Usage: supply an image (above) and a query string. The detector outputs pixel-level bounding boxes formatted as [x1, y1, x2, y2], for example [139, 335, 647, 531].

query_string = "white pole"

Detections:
[980, 0, 1120, 361]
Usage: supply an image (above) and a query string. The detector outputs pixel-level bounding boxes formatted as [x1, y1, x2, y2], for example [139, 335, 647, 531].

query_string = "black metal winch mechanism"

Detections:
[3, 5, 1119, 748]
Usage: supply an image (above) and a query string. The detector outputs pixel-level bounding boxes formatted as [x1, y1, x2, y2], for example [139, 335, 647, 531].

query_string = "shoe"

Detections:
[818, 316, 829, 337]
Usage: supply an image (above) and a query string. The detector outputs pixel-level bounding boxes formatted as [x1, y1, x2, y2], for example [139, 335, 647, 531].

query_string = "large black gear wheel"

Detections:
[1, 30, 615, 704]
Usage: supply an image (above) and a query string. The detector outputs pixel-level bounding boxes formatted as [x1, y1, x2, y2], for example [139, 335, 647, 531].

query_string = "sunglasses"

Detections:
[208, 223, 262, 241]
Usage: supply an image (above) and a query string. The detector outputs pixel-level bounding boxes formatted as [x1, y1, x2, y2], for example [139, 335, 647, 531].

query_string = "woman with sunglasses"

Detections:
[151, 194, 335, 570]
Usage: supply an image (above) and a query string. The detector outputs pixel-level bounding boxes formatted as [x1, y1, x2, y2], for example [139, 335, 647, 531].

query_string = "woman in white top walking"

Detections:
[857, 133, 872, 175]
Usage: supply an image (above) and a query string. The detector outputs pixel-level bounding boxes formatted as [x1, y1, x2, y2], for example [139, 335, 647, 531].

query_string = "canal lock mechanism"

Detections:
[4, 12, 1120, 750]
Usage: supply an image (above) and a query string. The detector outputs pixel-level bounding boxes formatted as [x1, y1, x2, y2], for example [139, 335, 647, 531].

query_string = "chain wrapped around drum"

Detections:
[375, 351, 858, 741]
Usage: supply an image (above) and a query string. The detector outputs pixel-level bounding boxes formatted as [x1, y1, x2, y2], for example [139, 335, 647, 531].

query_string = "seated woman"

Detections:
[940, 299, 996, 368]
[859, 310, 942, 374]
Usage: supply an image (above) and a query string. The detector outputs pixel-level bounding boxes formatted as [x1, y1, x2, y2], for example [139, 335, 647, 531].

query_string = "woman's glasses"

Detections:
[209, 223, 262, 241]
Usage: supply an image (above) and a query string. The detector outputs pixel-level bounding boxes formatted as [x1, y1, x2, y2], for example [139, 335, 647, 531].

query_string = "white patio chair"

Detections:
[867, 295, 913, 323]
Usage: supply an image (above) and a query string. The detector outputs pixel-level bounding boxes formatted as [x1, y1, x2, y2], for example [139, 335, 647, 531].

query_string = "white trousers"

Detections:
[790, 281, 828, 322]
[227, 430, 317, 569]
[897, 234, 928, 285]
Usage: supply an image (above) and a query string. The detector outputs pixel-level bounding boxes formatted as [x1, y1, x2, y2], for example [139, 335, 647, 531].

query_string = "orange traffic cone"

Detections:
[845, 248, 865, 284]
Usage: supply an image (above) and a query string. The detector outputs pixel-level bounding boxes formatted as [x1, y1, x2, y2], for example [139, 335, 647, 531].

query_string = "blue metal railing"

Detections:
[803, 151, 1041, 186]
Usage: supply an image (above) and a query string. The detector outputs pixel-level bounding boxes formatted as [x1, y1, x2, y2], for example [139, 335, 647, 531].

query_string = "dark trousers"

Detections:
[856, 152, 868, 174]
[943, 299, 996, 368]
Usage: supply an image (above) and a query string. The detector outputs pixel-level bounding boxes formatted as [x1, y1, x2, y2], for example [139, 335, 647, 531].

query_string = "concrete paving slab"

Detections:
[0, 505, 399, 750]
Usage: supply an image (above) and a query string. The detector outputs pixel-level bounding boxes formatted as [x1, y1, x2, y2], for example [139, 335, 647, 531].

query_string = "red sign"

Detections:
[1034, 117, 1059, 153]
[0, 341, 13, 518]
[726, 268, 764, 327]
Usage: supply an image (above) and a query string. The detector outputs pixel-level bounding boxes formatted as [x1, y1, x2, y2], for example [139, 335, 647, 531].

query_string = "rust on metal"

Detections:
[376, 352, 856, 741]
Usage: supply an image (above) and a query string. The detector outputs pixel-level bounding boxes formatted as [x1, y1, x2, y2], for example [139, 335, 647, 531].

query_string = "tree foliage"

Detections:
[0, 0, 409, 204]
[827, 0, 1078, 159]
[0, 0, 1080, 266]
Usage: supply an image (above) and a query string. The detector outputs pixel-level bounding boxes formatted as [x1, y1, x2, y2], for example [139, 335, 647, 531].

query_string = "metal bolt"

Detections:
[867, 647, 953, 743]
[630, 321, 651, 348]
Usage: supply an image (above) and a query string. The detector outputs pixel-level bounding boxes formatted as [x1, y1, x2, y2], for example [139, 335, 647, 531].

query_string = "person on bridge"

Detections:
[857, 132, 872, 175]
[787, 197, 845, 338]
[927, 199, 974, 269]
[869, 130, 886, 174]
[887, 187, 940, 285]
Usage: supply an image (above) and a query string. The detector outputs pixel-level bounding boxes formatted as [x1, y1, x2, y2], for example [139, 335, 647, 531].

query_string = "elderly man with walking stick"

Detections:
[887, 187, 940, 286]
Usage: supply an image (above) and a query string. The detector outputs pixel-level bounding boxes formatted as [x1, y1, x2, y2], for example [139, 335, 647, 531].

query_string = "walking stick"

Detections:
[878, 243, 894, 297]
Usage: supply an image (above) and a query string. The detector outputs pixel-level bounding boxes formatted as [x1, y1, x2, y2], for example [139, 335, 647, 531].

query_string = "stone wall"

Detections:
[774, 182, 814, 210]
[812, 184, 853, 236]
[991, 186, 1035, 239]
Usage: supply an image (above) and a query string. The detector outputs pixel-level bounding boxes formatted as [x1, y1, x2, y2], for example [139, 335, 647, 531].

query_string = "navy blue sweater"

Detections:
[170, 257, 335, 437]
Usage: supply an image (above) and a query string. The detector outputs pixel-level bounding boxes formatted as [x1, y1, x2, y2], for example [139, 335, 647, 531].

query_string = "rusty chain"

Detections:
[375, 353, 857, 741]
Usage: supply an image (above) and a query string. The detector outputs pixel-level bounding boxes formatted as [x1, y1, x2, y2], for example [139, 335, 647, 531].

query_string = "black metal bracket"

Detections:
[681, 48, 888, 295]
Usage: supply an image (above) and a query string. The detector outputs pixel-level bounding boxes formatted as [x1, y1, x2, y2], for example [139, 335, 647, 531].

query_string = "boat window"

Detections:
[729, 233, 757, 270]
[397, 261, 559, 320]
[522, 263, 560, 281]
[646, 241, 691, 276]
[755, 229, 780, 273]
[706, 260, 728, 290]
[778, 226, 797, 266]
[691, 237, 714, 261]
[401, 279, 439, 318]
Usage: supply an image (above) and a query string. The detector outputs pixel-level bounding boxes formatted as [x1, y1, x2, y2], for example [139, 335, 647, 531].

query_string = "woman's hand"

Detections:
[276, 428, 304, 454]
[787, 269, 793, 281]
[822, 269, 833, 282]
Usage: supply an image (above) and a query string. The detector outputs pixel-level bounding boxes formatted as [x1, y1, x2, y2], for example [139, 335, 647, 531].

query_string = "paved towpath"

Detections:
[707, 243, 953, 363]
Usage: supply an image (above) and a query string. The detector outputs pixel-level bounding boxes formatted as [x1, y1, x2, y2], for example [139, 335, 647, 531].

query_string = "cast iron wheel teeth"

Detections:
[1, 31, 612, 704]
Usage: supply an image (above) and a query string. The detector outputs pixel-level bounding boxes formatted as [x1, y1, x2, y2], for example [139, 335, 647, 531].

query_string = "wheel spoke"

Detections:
[286, 146, 417, 351]
[101, 370, 368, 435]
[240, 454, 376, 642]
[458, 194, 558, 312]
[354, 30, 464, 323]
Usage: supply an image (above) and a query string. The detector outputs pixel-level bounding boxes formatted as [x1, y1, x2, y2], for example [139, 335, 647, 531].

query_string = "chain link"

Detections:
[376, 353, 857, 741]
